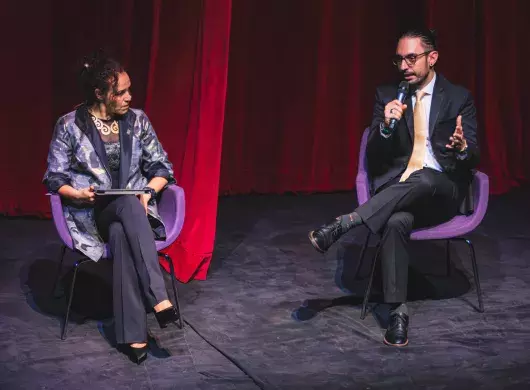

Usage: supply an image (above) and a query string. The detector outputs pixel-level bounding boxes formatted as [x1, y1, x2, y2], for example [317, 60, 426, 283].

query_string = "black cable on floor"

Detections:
[181, 317, 268, 390]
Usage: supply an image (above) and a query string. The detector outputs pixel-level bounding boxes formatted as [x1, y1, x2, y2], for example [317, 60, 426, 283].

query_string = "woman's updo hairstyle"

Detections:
[79, 50, 124, 105]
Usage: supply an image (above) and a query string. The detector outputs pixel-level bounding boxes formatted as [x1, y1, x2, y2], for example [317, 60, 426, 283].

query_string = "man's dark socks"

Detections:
[338, 212, 363, 232]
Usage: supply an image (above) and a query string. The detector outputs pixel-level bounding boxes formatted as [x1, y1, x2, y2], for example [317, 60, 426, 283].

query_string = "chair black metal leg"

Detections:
[463, 238, 484, 313]
[452, 237, 484, 313]
[361, 244, 380, 320]
[159, 252, 183, 329]
[51, 245, 67, 298]
[446, 240, 451, 277]
[353, 231, 371, 280]
[61, 258, 89, 340]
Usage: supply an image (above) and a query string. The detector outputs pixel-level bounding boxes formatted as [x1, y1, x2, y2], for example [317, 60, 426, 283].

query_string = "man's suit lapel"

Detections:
[429, 76, 445, 137]
[74, 106, 111, 179]
[118, 110, 136, 189]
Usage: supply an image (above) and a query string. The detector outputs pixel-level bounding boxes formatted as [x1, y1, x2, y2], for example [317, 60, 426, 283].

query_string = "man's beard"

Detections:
[404, 72, 427, 86]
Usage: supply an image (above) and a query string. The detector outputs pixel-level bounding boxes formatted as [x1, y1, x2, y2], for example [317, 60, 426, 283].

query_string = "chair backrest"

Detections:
[50, 194, 74, 250]
[156, 185, 186, 251]
[354, 128, 371, 206]
[469, 171, 489, 226]
[49, 184, 186, 254]
[358, 127, 370, 177]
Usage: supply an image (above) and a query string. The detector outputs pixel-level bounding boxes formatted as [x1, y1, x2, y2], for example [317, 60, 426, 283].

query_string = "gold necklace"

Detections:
[89, 112, 119, 136]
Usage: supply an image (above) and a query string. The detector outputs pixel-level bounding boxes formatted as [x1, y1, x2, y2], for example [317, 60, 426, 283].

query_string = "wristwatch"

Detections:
[458, 142, 468, 154]
[379, 122, 392, 137]
[143, 186, 157, 204]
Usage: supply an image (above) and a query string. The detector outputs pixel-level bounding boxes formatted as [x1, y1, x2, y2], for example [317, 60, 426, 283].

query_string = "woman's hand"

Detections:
[75, 186, 96, 204]
[138, 178, 167, 214]
[137, 193, 151, 215]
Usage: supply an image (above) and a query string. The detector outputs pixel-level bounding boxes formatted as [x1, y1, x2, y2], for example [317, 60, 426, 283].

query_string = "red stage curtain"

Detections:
[1, 0, 231, 282]
[1, 1, 52, 215]
[220, 0, 530, 195]
[1, 0, 529, 282]
[426, 0, 529, 192]
[146, 0, 232, 281]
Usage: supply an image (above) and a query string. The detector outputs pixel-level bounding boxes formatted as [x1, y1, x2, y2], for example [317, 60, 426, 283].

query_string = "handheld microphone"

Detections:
[385, 81, 410, 134]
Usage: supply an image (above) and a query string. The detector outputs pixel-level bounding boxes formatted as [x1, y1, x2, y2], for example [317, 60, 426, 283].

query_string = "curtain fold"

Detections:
[147, 0, 232, 281]
[220, 0, 530, 195]
[1, 1, 52, 215]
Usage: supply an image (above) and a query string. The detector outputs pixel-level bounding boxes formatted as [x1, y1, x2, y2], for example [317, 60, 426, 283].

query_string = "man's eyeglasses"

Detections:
[392, 51, 432, 67]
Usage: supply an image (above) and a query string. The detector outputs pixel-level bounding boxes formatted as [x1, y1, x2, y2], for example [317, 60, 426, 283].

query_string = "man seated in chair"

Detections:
[308, 28, 479, 347]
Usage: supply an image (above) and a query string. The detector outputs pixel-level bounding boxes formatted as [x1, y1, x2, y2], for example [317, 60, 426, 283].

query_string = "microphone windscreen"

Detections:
[398, 81, 409, 93]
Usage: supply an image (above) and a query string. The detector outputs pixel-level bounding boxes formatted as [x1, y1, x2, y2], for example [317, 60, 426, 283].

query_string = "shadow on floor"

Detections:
[20, 254, 114, 326]
[292, 230, 499, 325]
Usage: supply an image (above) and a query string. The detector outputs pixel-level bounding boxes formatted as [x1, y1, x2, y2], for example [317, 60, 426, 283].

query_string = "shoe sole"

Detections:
[383, 338, 409, 347]
[308, 231, 326, 253]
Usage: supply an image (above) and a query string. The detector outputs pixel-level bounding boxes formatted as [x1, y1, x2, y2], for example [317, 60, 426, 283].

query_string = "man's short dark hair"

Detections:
[398, 28, 438, 51]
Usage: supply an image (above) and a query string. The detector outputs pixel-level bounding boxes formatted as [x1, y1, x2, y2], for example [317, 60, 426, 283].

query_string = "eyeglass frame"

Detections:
[392, 50, 433, 67]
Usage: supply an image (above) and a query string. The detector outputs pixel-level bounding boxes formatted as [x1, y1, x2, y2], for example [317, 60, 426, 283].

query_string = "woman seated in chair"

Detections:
[43, 51, 179, 364]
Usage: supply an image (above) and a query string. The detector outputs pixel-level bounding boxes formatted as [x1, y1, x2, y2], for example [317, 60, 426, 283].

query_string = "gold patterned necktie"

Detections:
[400, 90, 427, 182]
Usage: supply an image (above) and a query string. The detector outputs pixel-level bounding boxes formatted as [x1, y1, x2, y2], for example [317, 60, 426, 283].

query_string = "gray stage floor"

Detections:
[1, 188, 530, 389]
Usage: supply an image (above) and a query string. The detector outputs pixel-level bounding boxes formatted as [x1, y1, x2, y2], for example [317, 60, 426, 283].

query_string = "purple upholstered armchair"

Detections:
[50, 184, 186, 339]
[355, 128, 488, 319]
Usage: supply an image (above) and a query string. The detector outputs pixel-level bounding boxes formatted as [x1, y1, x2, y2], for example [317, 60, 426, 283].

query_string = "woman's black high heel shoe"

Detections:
[117, 344, 148, 364]
[154, 306, 180, 328]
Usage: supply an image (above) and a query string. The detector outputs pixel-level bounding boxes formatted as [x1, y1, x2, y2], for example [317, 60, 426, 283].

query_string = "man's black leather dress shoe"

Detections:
[308, 218, 344, 253]
[383, 311, 409, 347]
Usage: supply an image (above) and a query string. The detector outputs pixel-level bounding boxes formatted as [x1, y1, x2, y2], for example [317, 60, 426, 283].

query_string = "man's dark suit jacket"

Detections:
[366, 74, 480, 202]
